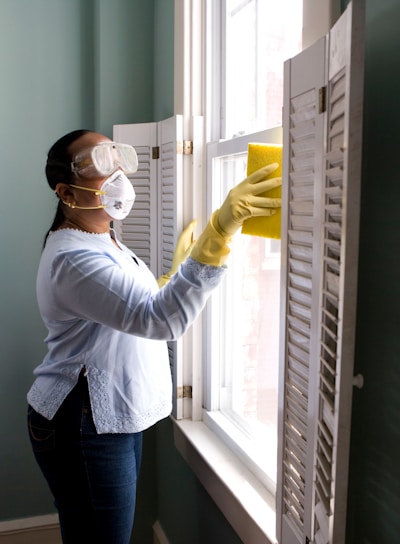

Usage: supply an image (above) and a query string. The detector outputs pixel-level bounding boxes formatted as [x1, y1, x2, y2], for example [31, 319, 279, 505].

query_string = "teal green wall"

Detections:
[155, 419, 243, 544]
[95, 0, 156, 134]
[153, 0, 175, 121]
[346, 1, 400, 542]
[0, 0, 158, 529]
[0, 0, 98, 521]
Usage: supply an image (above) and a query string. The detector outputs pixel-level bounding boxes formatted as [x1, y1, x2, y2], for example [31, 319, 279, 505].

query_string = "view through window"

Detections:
[223, 0, 302, 138]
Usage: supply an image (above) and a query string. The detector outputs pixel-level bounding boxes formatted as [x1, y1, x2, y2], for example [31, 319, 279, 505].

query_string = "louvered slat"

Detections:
[160, 140, 178, 275]
[313, 68, 346, 536]
[119, 147, 153, 266]
[160, 139, 179, 393]
[281, 84, 318, 537]
[113, 122, 158, 274]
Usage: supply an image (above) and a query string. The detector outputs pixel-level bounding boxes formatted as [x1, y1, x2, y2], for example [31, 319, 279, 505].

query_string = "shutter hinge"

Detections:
[177, 385, 192, 399]
[319, 86, 327, 113]
[177, 140, 193, 155]
[152, 146, 160, 159]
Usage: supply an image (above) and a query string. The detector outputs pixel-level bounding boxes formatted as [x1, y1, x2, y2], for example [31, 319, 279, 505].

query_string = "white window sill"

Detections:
[172, 417, 277, 544]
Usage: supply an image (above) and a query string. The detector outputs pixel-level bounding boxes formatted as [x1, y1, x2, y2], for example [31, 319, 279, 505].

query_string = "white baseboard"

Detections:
[0, 514, 62, 544]
[153, 520, 170, 544]
[1, 515, 168, 544]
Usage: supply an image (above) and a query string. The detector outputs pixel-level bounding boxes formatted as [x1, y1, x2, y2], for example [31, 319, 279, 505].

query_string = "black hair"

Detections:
[43, 129, 95, 246]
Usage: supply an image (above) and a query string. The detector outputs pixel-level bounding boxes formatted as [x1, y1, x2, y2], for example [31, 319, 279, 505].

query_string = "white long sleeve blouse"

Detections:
[27, 228, 225, 433]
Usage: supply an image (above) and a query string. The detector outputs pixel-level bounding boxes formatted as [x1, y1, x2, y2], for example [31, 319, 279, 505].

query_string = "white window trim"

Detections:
[172, 1, 342, 543]
[174, 0, 206, 423]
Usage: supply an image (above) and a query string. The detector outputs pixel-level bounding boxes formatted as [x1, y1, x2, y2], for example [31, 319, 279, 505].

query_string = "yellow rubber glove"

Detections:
[190, 164, 282, 267]
[157, 219, 198, 288]
[217, 163, 282, 236]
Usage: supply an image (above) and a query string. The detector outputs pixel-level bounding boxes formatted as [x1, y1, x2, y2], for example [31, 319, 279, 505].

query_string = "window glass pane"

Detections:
[224, 0, 302, 137]
[211, 151, 280, 480]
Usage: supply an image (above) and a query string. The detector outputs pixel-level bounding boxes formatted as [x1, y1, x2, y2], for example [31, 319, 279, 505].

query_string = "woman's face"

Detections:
[70, 131, 111, 182]
[65, 132, 112, 213]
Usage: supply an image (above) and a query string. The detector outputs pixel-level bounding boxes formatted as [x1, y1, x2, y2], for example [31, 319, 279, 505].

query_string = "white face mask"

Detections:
[68, 170, 136, 220]
[98, 170, 136, 220]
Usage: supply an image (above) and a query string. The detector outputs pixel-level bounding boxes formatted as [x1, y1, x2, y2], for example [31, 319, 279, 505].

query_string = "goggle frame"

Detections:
[71, 142, 138, 179]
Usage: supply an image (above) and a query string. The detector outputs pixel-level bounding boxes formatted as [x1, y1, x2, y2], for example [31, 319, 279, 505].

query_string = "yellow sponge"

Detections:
[241, 143, 282, 239]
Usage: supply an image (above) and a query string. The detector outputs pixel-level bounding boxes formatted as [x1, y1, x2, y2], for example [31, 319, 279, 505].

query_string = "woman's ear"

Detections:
[55, 183, 72, 199]
[55, 183, 75, 207]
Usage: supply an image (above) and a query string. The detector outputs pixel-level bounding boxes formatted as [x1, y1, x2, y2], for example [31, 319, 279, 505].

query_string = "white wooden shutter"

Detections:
[277, 34, 326, 544]
[157, 116, 184, 278]
[277, 2, 365, 543]
[157, 116, 185, 419]
[312, 1, 365, 541]
[113, 116, 185, 420]
[113, 122, 158, 272]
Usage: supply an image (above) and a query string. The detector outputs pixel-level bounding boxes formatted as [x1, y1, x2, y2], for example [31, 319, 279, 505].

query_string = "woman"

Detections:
[27, 129, 281, 543]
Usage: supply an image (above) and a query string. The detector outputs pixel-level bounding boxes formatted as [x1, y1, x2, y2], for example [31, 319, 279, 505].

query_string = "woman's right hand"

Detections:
[216, 163, 282, 236]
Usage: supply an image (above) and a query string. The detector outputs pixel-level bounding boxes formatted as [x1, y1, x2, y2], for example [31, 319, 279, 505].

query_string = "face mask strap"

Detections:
[61, 200, 106, 211]
[69, 183, 107, 196]
[58, 183, 106, 210]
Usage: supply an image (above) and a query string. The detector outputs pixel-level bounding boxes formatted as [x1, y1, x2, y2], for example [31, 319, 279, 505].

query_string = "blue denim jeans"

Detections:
[27, 373, 143, 544]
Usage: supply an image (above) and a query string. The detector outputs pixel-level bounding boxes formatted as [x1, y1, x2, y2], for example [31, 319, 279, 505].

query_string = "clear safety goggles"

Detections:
[71, 142, 138, 179]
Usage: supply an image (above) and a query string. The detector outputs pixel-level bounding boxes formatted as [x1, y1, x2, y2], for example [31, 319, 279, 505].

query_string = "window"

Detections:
[204, 0, 302, 492]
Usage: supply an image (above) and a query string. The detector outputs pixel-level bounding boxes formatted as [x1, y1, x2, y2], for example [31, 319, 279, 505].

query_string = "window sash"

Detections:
[205, 127, 283, 491]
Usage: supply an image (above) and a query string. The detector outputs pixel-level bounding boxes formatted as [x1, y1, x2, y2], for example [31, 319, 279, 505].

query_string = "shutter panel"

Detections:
[277, 36, 327, 544]
[113, 117, 185, 420]
[313, 2, 365, 543]
[158, 116, 185, 420]
[113, 122, 158, 272]
[158, 116, 184, 278]
[277, 2, 365, 543]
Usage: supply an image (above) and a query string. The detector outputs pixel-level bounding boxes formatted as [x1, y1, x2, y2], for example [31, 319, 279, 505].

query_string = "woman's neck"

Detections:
[61, 215, 110, 234]
[60, 216, 121, 249]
